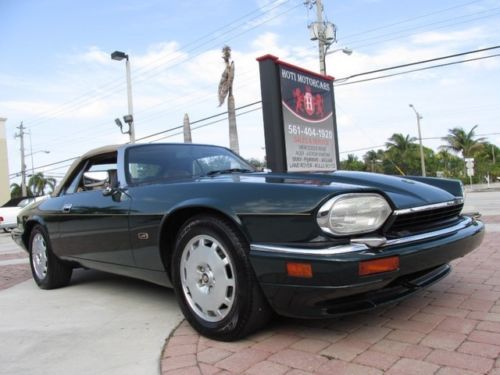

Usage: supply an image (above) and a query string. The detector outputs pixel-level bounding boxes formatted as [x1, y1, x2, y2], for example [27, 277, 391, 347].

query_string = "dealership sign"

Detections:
[257, 55, 339, 172]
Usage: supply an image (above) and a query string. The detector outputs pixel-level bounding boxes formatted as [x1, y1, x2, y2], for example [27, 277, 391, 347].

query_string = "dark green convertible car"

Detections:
[12, 143, 484, 341]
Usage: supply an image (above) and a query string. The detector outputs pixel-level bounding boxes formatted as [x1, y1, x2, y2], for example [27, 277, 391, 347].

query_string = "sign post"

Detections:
[465, 157, 474, 188]
[257, 55, 339, 173]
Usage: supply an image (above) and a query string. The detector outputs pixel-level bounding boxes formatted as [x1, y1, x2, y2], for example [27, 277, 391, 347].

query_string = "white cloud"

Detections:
[80, 46, 112, 64]
[5, 23, 500, 179]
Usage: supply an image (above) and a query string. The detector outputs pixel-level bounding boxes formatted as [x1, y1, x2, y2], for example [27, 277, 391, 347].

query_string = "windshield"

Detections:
[126, 144, 255, 185]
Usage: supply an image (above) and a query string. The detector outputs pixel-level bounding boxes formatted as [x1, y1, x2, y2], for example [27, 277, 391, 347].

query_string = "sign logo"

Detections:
[292, 86, 326, 119]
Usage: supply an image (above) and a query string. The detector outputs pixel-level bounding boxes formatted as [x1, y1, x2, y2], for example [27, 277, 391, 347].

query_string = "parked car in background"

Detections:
[12, 143, 484, 341]
[0, 196, 45, 232]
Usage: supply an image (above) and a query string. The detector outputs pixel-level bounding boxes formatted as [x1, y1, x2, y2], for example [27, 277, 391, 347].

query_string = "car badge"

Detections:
[138, 232, 149, 240]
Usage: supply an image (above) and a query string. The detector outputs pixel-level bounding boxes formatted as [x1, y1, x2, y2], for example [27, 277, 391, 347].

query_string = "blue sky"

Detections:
[2, 0, 499, 182]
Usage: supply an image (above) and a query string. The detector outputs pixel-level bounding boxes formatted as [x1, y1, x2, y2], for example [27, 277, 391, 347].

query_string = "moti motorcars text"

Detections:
[12, 143, 484, 341]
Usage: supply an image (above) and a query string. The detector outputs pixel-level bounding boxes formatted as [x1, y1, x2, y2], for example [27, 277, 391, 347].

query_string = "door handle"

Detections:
[62, 203, 72, 213]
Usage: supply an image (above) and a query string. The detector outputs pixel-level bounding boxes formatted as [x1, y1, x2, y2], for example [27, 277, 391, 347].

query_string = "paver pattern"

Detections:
[0, 235, 30, 290]
[161, 215, 500, 374]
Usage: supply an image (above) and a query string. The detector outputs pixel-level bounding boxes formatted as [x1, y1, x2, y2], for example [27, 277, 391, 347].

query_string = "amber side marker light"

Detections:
[359, 256, 400, 276]
[287, 262, 313, 278]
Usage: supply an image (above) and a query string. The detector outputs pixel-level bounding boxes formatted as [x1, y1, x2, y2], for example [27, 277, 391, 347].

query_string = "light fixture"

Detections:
[111, 51, 128, 61]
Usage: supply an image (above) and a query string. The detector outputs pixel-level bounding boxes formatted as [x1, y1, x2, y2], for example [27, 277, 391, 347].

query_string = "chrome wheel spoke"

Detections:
[180, 234, 236, 323]
[32, 233, 48, 280]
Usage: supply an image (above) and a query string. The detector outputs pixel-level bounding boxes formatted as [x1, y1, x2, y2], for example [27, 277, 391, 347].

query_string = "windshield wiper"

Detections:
[206, 168, 254, 176]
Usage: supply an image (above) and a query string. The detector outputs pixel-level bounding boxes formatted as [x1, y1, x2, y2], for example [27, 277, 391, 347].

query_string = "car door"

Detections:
[52, 153, 134, 266]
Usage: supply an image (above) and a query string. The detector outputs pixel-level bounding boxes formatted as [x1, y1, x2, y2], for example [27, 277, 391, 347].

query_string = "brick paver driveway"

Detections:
[161, 215, 500, 375]
[0, 233, 30, 290]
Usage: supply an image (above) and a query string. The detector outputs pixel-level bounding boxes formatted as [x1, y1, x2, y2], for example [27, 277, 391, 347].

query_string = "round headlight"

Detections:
[317, 193, 392, 236]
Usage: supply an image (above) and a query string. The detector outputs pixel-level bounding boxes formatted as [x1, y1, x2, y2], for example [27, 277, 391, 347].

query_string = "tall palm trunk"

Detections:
[183, 113, 192, 143]
[227, 92, 239, 154]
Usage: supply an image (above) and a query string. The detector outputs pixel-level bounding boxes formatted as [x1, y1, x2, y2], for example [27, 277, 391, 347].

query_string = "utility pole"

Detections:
[315, 0, 326, 75]
[306, 0, 336, 75]
[14, 122, 27, 196]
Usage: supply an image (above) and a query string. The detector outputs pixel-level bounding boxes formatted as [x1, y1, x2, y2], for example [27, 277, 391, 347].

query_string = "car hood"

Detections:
[203, 170, 457, 210]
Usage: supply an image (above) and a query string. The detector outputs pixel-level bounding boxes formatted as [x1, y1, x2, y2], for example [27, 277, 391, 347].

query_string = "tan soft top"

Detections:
[52, 144, 122, 197]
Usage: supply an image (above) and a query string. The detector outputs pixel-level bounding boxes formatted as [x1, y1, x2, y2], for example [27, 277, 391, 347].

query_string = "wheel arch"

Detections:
[22, 216, 48, 250]
[158, 203, 249, 282]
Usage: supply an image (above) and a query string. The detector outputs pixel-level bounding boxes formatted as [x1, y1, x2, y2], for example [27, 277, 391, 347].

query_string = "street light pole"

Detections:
[28, 150, 50, 176]
[409, 104, 426, 177]
[111, 50, 135, 143]
[326, 47, 353, 56]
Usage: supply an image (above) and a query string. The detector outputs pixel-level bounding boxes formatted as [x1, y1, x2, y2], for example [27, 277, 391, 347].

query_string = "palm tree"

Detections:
[28, 173, 56, 196]
[385, 133, 418, 174]
[10, 183, 33, 198]
[341, 154, 365, 171]
[10, 183, 22, 198]
[218, 45, 239, 154]
[363, 149, 384, 172]
[385, 133, 416, 154]
[441, 125, 485, 159]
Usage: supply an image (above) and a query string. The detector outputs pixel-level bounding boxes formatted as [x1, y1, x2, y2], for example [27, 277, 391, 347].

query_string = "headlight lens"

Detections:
[317, 193, 392, 236]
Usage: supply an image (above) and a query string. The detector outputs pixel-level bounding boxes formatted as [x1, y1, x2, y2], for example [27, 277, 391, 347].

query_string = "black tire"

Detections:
[171, 214, 271, 341]
[29, 224, 72, 289]
[3, 228, 11, 233]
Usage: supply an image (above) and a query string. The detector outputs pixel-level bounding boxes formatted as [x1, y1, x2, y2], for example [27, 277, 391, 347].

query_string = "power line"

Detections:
[22, 0, 289, 126]
[338, 132, 500, 155]
[341, 6, 500, 49]
[335, 53, 500, 86]
[151, 107, 262, 142]
[335, 45, 500, 82]
[28, 73, 260, 152]
[9, 101, 263, 178]
[137, 101, 262, 142]
[339, 0, 486, 40]
[24, 1, 299, 130]
[10, 46, 500, 178]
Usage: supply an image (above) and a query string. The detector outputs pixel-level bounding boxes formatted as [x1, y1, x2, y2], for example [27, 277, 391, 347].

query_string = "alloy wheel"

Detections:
[180, 234, 236, 322]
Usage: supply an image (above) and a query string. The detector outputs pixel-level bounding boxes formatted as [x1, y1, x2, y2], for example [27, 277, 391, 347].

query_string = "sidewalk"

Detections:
[0, 232, 183, 375]
[0, 232, 31, 290]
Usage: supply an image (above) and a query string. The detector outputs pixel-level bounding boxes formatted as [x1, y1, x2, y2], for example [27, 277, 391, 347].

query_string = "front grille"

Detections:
[385, 202, 463, 236]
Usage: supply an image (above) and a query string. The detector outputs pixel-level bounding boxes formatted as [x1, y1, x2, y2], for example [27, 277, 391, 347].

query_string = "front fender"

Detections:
[403, 176, 463, 197]
[165, 197, 244, 228]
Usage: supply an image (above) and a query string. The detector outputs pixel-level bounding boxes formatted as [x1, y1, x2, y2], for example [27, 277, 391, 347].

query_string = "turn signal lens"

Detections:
[359, 256, 399, 276]
[287, 262, 313, 278]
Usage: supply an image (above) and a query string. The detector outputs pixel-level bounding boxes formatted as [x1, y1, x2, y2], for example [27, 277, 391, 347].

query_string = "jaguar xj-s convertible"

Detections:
[12, 143, 484, 341]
